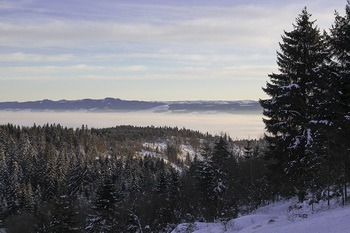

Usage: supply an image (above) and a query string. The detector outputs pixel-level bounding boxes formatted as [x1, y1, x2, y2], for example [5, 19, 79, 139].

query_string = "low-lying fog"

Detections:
[0, 110, 264, 139]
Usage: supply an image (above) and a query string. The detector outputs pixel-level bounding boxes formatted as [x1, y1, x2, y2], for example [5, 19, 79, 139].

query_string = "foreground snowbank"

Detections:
[171, 198, 350, 233]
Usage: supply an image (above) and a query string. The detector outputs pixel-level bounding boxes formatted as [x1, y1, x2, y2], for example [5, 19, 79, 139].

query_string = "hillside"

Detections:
[172, 197, 350, 233]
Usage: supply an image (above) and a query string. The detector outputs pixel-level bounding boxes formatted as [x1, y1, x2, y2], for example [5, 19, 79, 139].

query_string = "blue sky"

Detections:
[0, 0, 347, 101]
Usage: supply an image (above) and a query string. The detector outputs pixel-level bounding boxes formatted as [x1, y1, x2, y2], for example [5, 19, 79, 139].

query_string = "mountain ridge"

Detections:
[0, 97, 262, 113]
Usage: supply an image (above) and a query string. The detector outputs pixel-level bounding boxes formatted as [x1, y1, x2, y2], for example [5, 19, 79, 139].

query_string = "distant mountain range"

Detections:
[0, 98, 262, 113]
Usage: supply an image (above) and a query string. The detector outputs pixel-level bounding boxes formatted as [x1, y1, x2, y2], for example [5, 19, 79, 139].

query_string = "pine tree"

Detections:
[7, 161, 22, 215]
[48, 195, 80, 233]
[151, 168, 181, 231]
[210, 137, 237, 220]
[194, 157, 215, 221]
[86, 175, 122, 232]
[260, 8, 329, 201]
[181, 158, 201, 222]
[328, 1, 350, 203]
[66, 162, 87, 198]
[126, 209, 143, 233]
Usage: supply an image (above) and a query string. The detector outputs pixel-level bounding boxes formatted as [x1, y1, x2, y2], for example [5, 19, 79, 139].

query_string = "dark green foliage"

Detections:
[191, 137, 247, 221]
[0, 124, 270, 232]
[48, 195, 80, 233]
[328, 1, 350, 204]
[261, 4, 350, 204]
[260, 8, 330, 201]
[86, 176, 122, 232]
[209, 137, 236, 220]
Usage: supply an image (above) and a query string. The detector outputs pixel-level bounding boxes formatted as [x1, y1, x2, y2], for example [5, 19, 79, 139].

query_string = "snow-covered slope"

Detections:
[138, 139, 242, 164]
[138, 141, 204, 163]
[171, 198, 350, 233]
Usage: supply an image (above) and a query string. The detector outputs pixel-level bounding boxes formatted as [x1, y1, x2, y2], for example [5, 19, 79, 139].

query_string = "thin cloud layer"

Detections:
[0, 0, 346, 101]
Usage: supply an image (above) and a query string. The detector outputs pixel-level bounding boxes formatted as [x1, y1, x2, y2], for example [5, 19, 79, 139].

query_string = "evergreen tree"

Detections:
[329, 1, 350, 126]
[328, 1, 350, 203]
[86, 175, 122, 232]
[180, 159, 201, 222]
[210, 137, 237, 220]
[195, 160, 215, 221]
[149, 168, 182, 231]
[7, 161, 22, 215]
[66, 162, 88, 198]
[48, 195, 80, 233]
[260, 8, 329, 201]
[125, 209, 143, 233]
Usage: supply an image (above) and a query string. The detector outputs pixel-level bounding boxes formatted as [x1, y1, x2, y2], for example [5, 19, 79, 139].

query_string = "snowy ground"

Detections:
[171, 197, 350, 233]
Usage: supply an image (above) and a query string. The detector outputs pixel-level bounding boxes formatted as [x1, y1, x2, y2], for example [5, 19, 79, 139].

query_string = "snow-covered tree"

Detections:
[260, 8, 329, 201]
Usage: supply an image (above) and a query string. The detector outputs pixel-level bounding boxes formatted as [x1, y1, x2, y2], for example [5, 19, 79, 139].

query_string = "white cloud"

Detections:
[0, 63, 274, 81]
[0, 52, 75, 62]
[0, 4, 295, 49]
[0, 64, 149, 80]
[1, 1, 346, 48]
[93, 52, 274, 64]
[0, 1, 344, 52]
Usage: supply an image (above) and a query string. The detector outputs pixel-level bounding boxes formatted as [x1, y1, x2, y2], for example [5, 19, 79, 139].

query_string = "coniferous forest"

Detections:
[1, 2, 350, 233]
[0, 124, 268, 232]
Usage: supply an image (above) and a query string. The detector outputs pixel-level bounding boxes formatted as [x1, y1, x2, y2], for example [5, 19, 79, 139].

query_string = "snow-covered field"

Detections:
[172, 198, 350, 233]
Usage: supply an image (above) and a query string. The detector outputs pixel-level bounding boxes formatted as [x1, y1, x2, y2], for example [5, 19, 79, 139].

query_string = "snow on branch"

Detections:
[309, 120, 333, 126]
[280, 84, 300, 89]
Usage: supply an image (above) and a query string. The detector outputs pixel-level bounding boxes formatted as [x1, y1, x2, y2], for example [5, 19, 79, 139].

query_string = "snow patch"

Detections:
[310, 120, 333, 126]
[281, 84, 300, 89]
[138, 149, 167, 160]
[178, 144, 203, 161]
[143, 142, 167, 151]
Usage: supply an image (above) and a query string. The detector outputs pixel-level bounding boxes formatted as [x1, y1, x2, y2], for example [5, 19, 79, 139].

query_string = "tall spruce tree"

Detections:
[210, 136, 237, 220]
[328, 1, 350, 203]
[260, 8, 329, 201]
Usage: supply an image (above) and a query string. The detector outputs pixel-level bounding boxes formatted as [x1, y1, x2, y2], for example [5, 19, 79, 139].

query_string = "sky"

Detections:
[0, 0, 347, 102]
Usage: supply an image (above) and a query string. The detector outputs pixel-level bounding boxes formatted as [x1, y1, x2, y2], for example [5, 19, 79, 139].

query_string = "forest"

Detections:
[1, 2, 350, 233]
[0, 124, 268, 232]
